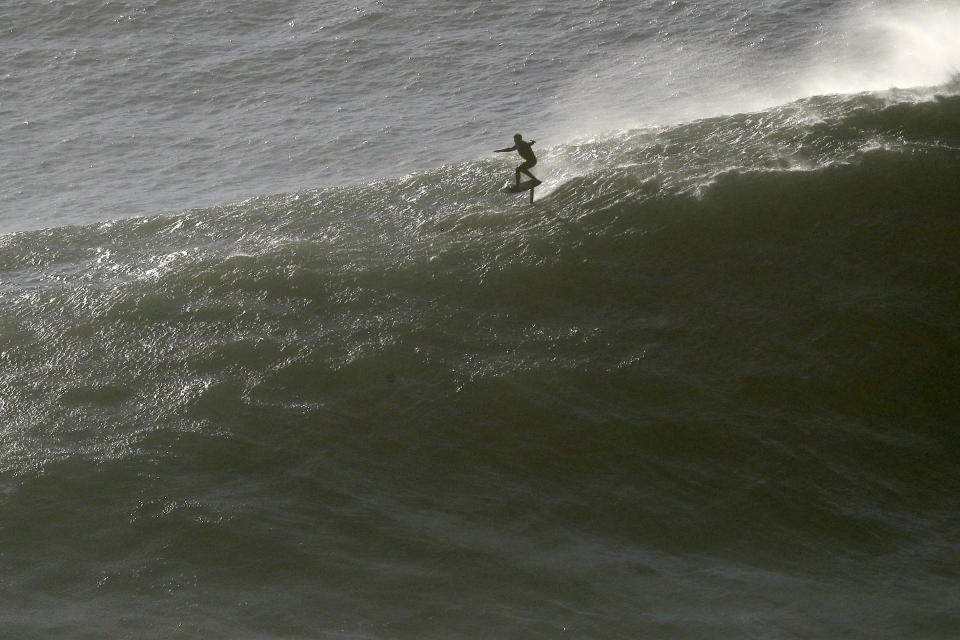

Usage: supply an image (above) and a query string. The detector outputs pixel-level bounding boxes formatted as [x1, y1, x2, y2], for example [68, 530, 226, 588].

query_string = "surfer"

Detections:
[495, 134, 539, 187]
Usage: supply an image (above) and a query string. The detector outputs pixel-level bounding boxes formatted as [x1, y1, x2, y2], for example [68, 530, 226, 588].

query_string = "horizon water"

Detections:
[2, 1, 960, 638]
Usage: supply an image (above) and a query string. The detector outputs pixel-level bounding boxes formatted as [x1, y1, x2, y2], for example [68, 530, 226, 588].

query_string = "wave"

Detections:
[2, 86, 958, 473]
[1, 86, 959, 639]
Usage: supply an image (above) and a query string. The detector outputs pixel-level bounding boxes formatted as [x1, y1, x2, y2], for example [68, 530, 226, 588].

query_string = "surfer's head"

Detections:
[514, 133, 522, 142]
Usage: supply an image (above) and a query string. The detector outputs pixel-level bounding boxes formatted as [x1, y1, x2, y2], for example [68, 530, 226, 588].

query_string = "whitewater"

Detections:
[1, 1, 959, 638]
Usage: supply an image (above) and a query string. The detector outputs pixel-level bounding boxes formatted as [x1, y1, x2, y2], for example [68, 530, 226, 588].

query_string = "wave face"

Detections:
[2, 90, 960, 637]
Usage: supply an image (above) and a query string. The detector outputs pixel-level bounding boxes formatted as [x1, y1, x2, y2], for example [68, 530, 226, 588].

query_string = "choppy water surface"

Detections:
[1, 1, 959, 638]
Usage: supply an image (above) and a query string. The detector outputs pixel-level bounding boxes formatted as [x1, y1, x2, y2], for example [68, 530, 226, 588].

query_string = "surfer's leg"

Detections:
[517, 161, 537, 184]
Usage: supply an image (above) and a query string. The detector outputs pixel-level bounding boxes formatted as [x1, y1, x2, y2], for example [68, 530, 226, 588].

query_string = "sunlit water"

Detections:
[1, 1, 959, 638]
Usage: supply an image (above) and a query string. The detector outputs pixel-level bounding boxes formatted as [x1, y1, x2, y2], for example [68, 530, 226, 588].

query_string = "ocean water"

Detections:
[2, 0, 960, 638]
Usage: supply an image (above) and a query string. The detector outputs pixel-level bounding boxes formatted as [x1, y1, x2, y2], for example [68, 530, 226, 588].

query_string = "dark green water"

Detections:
[1, 90, 959, 639]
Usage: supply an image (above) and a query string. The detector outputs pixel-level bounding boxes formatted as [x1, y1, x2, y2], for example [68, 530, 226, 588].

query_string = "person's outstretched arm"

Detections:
[494, 146, 517, 152]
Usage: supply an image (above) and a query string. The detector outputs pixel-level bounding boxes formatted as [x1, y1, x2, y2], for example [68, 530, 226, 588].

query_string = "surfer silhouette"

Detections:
[495, 134, 539, 187]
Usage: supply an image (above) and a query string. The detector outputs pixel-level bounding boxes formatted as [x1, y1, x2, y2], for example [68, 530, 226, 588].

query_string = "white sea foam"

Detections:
[547, 0, 960, 140]
[799, 1, 960, 96]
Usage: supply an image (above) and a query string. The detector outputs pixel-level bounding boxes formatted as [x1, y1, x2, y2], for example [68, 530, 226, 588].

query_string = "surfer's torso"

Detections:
[515, 139, 536, 162]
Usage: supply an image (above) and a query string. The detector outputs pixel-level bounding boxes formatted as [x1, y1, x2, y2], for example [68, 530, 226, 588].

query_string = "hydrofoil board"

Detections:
[502, 179, 541, 194]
